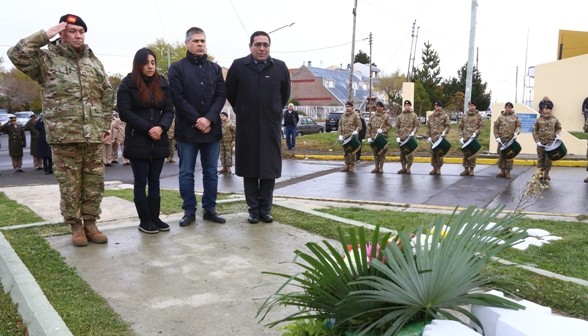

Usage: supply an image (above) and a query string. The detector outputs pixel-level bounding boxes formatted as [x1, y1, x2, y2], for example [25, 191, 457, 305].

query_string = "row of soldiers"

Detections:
[338, 99, 564, 182]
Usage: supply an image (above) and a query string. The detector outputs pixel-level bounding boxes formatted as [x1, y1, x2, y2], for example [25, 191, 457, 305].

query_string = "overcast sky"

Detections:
[0, 0, 584, 103]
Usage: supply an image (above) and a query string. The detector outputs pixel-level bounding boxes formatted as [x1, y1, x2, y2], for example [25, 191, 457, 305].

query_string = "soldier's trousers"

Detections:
[52, 143, 105, 225]
[462, 155, 477, 168]
[371, 146, 387, 165]
[536, 146, 552, 170]
[496, 148, 513, 170]
[344, 150, 357, 164]
[399, 151, 414, 167]
[430, 150, 444, 167]
[220, 140, 233, 166]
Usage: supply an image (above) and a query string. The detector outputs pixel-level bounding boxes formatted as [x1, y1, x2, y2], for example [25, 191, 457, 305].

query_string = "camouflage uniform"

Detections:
[366, 109, 392, 172]
[532, 114, 562, 171]
[167, 118, 176, 163]
[339, 110, 362, 167]
[493, 109, 521, 172]
[459, 110, 484, 170]
[395, 108, 419, 172]
[220, 118, 236, 167]
[426, 109, 450, 171]
[8, 30, 113, 228]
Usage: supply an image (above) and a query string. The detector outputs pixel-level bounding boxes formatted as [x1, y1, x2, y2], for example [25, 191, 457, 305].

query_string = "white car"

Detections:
[14, 111, 35, 125]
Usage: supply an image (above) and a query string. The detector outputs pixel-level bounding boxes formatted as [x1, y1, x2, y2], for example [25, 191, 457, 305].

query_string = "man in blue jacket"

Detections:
[168, 27, 227, 226]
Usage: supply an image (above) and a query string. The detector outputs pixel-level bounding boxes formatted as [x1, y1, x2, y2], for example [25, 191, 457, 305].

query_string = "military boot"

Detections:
[543, 169, 551, 181]
[584, 176, 588, 183]
[340, 164, 350, 172]
[460, 168, 469, 176]
[84, 220, 108, 244]
[348, 163, 355, 172]
[71, 222, 88, 247]
[405, 165, 411, 174]
[224, 166, 232, 175]
[371, 162, 379, 173]
[505, 170, 511, 179]
[469, 167, 475, 176]
[436, 167, 442, 175]
[378, 162, 384, 173]
[429, 167, 437, 175]
[397, 165, 407, 174]
[218, 167, 227, 174]
[496, 169, 506, 178]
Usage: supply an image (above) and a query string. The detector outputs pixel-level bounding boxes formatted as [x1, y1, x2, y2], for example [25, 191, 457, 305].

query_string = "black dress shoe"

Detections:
[203, 211, 226, 224]
[247, 214, 259, 224]
[179, 213, 196, 227]
[260, 214, 273, 223]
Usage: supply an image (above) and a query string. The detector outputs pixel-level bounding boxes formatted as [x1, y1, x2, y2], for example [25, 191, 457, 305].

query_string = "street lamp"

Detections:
[268, 22, 295, 34]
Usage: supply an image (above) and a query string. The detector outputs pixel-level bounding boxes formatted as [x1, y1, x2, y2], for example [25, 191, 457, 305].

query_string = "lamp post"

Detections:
[268, 22, 295, 34]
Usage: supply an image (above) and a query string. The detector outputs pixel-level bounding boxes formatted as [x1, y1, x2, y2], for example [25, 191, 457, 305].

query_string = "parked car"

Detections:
[0, 113, 9, 126]
[282, 116, 324, 138]
[325, 110, 344, 132]
[14, 111, 35, 125]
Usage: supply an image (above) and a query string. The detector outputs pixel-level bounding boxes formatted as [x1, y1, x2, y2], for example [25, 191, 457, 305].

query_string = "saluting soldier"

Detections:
[426, 101, 450, 175]
[532, 100, 561, 182]
[8, 14, 113, 247]
[337, 101, 362, 172]
[366, 101, 392, 173]
[459, 101, 484, 176]
[395, 100, 419, 174]
[494, 102, 521, 179]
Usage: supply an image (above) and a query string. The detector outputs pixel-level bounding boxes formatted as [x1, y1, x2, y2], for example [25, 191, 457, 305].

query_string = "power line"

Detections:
[228, 0, 248, 36]
[272, 38, 368, 54]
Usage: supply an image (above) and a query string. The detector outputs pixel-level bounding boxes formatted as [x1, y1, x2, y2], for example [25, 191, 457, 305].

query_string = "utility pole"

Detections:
[368, 32, 373, 111]
[348, 0, 358, 103]
[463, 0, 478, 113]
[407, 20, 419, 81]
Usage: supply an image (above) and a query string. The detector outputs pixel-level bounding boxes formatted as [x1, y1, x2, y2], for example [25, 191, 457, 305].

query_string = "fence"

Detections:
[222, 105, 345, 121]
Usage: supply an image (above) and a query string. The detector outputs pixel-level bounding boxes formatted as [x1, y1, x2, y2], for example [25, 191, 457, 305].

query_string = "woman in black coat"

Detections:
[117, 48, 174, 234]
[35, 114, 53, 174]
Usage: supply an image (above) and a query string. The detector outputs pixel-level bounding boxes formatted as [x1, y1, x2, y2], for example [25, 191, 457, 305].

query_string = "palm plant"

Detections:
[258, 206, 527, 336]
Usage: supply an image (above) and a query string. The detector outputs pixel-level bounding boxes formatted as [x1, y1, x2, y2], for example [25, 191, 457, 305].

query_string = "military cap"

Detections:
[345, 101, 353, 107]
[434, 100, 443, 107]
[59, 14, 87, 32]
[375, 101, 384, 107]
[220, 111, 228, 117]
[543, 100, 554, 110]
[468, 101, 476, 106]
[505, 102, 514, 108]
[403, 100, 412, 106]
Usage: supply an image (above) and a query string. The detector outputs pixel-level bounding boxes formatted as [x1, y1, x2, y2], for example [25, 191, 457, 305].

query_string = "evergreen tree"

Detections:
[411, 41, 442, 108]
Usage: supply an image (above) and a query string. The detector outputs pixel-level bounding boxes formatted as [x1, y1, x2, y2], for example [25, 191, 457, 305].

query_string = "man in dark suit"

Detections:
[226, 31, 291, 224]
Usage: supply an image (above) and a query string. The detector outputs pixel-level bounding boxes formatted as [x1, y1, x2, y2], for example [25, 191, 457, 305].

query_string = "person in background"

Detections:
[166, 118, 176, 163]
[584, 117, 588, 183]
[366, 102, 392, 173]
[24, 114, 42, 170]
[226, 30, 291, 224]
[102, 118, 115, 166]
[1, 115, 26, 172]
[493, 102, 521, 179]
[395, 100, 419, 174]
[283, 103, 299, 150]
[35, 113, 53, 175]
[8, 13, 112, 247]
[582, 96, 588, 122]
[532, 100, 561, 182]
[117, 47, 174, 234]
[458, 101, 484, 176]
[169, 26, 227, 226]
[337, 101, 362, 172]
[218, 111, 236, 175]
[426, 101, 450, 175]
[111, 112, 129, 165]
[538, 96, 551, 116]
[355, 108, 367, 161]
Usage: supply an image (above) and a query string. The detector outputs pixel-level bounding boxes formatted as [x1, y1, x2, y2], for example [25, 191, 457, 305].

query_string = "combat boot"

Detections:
[496, 169, 506, 178]
[405, 165, 411, 174]
[543, 169, 550, 181]
[436, 167, 442, 175]
[340, 164, 350, 172]
[378, 162, 384, 173]
[505, 170, 511, 179]
[460, 168, 469, 176]
[397, 165, 407, 174]
[348, 163, 355, 172]
[371, 163, 379, 173]
[71, 222, 88, 247]
[224, 166, 232, 175]
[218, 167, 227, 174]
[84, 220, 108, 244]
[584, 176, 588, 183]
[429, 167, 437, 175]
[469, 167, 475, 176]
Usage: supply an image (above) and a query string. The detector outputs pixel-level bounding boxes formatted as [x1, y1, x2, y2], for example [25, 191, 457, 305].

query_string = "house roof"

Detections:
[306, 66, 369, 105]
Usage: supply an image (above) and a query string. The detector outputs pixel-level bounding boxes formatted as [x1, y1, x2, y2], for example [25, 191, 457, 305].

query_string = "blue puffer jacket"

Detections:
[117, 74, 174, 160]
[168, 52, 226, 143]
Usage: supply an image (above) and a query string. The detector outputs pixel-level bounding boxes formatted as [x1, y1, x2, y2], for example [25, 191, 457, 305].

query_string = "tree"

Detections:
[2, 68, 42, 112]
[145, 39, 187, 78]
[411, 41, 443, 108]
[413, 81, 431, 117]
[354, 50, 370, 65]
[373, 69, 405, 108]
[442, 64, 492, 111]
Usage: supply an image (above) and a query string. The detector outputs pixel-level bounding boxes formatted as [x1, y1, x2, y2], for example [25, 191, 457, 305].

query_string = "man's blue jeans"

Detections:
[177, 140, 220, 214]
[285, 125, 297, 149]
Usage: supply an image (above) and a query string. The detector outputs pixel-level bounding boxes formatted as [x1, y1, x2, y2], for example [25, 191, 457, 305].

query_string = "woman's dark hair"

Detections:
[131, 48, 165, 105]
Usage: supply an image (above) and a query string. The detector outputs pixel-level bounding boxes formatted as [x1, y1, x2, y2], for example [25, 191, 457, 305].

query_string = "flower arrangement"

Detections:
[257, 206, 527, 336]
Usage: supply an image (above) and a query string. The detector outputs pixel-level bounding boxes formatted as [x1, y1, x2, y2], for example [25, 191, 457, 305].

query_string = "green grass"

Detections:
[570, 131, 588, 140]
[283, 121, 493, 158]
[0, 193, 43, 227]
